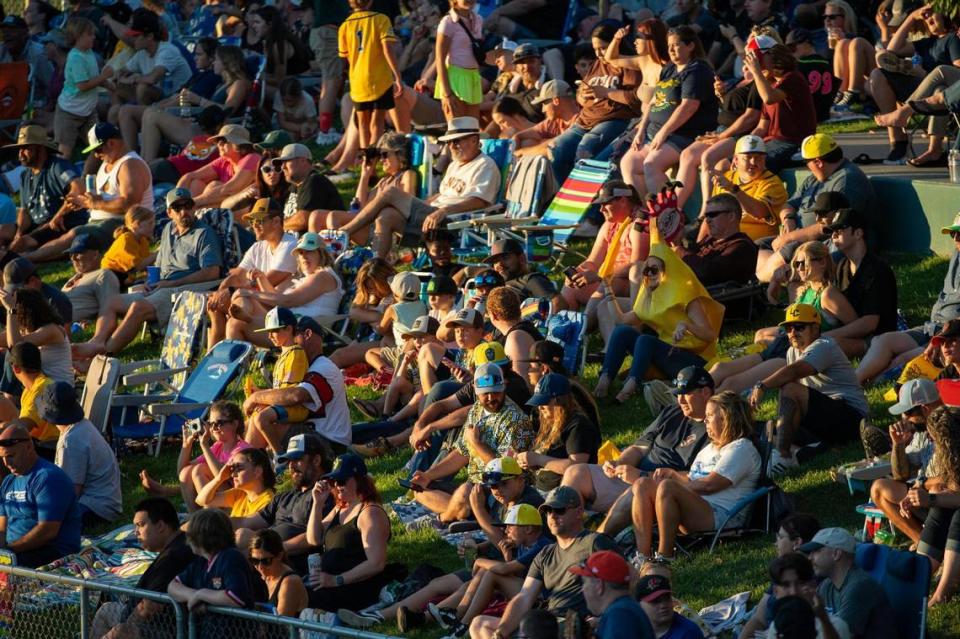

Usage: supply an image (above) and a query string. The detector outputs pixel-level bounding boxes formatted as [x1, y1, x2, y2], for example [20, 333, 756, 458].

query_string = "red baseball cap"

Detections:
[568, 551, 630, 585]
[937, 379, 960, 407]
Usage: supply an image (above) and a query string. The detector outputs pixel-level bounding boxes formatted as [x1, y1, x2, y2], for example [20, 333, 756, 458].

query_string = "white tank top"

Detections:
[90, 151, 153, 221]
[289, 267, 344, 320]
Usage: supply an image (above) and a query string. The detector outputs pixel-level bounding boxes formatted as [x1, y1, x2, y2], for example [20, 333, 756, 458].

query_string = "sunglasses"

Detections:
[328, 478, 349, 487]
[792, 257, 824, 269]
[169, 203, 193, 212]
[782, 323, 810, 333]
[703, 209, 733, 219]
[248, 555, 276, 567]
[904, 405, 925, 418]
[206, 419, 234, 429]
[229, 462, 248, 474]
[643, 266, 662, 276]
[474, 274, 501, 287]
[542, 506, 569, 516]
[0, 437, 28, 447]
[830, 224, 850, 235]
[482, 472, 516, 487]
[261, 165, 277, 174]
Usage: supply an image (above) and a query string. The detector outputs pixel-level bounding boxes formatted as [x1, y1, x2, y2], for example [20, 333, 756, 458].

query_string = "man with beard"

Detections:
[482, 239, 557, 302]
[234, 433, 332, 571]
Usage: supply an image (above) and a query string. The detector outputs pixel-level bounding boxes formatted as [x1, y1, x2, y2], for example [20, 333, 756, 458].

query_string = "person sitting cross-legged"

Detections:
[628, 391, 760, 566]
[73, 187, 222, 359]
[749, 303, 869, 477]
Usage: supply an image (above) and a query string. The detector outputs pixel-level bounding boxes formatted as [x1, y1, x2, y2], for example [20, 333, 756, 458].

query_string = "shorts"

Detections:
[880, 69, 923, 103]
[54, 105, 97, 152]
[74, 217, 126, 246]
[433, 65, 483, 105]
[309, 25, 345, 84]
[761, 333, 790, 361]
[269, 404, 310, 424]
[121, 281, 218, 325]
[905, 324, 938, 347]
[797, 387, 864, 445]
[400, 198, 438, 247]
[150, 159, 182, 185]
[24, 208, 89, 245]
[644, 128, 695, 152]
[354, 88, 396, 112]
[379, 345, 405, 369]
[585, 464, 631, 512]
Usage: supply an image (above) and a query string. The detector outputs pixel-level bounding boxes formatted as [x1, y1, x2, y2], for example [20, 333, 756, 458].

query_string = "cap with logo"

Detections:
[797, 527, 857, 554]
[210, 124, 252, 146]
[519, 340, 566, 371]
[255, 307, 297, 333]
[930, 319, 960, 347]
[473, 341, 509, 367]
[255, 130, 294, 152]
[671, 365, 715, 395]
[809, 191, 850, 217]
[824, 208, 867, 233]
[83, 122, 122, 154]
[800, 133, 839, 160]
[746, 34, 778, 52]
[278, 432, 328, 462]
[165, 187, 194, 209]
[482, 456, 523, 487]
[245, 197, 283, 223]
[438, 117, 482, 142]
[569, 550, 630, 584]
[294, 232, 323, 253]
[527, 373, 571, 407]
[474, 362, 506, 394]
[495, 503, 543, 527]
[779, 303, 821, 327]
[427, 275, 458, 296]
[1, 125, 57, 151]
[735, 135, 766, 155]
[3, 257, 36, 293]
[888, 377, 939, 415]
[512, 43, 542, 61]
[322, 453, 369, 482]
[275, 143, 312, 162]
[390, 271, 422, 302]
[66, 234, 105, 255]
[941, 212, 960, 235]
[531, 79, 574, 105]
[445, 308, 484, 329]
[401, 315, 440, 339]
[484, 238, 525, 263]
[596, 179, 639, 205]
[634, 575, 674, 602]
[539, 485, 582, 512]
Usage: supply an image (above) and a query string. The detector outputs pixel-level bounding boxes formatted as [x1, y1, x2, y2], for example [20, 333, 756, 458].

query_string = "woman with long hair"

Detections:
[305, 453, 392, 612]
[256, 5, 312, 85]
[196, 447, 277, 523]
[226, 233, 343, 348]
[903, 405, 960, 605]
[515, 373, 601, 476]
[220, 154, 291, 216]
[604, 18, 670, 110]
[711, 240, 859, 393]
[1, 287, 72, 384]
[329, 258, 397, 368]
[248, 529, 309, 618]
[139, 45, 252, 162]
[594, 221, 724, 403]
[628, 391, 760, 563]
[620, 26, 718, 197]
[432, 0, 483, 119]
[825, 0, 875, 111]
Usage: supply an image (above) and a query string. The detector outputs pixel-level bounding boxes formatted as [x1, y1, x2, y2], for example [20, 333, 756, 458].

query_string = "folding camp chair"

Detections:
[855, 543, 930, 639]
[80, 355, 121, 434]
[0, 64, 34, 144]
[111, 339, 254, 456]
[546, 310, 587, 377]
[708, 280, 767, 323]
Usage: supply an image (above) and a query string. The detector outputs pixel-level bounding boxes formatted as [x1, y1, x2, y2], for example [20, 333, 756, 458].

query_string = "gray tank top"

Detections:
[40, 328, 74, 384]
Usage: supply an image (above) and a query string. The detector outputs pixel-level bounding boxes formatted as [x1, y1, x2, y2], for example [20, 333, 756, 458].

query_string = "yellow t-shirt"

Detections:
[338, 10, 397, 103]
[274, 345, 308, 388]
[712, 169, 788, 241]
[22, 375, 58, 442]
[229, 489, 275, 518]
[102, 230, 151, 274]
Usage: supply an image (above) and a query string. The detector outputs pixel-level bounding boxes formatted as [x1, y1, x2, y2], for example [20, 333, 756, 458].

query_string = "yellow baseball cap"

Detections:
[496, 503, 543, 527]
[473, 341, 509, 366]
[779, 303, 821, 327]
[800, 133, 838, 160]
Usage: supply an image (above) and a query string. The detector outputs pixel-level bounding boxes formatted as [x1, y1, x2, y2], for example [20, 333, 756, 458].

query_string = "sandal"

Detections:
[877, 50, 914, 75]
[907, 152, 948, 168]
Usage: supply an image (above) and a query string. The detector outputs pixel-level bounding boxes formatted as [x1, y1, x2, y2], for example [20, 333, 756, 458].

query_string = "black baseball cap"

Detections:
[823, 208, 867, 233]
[426, 275, 458, 296]
[295, 315, 324, 335]
[809, 191, 850, 217]
[483, 239, 525, 263]
[3, 257, 37, 293]
[596, 179, 639, 205]
[519, 340, 567, 374]
[670, 366, 715, 395]
[322, 453, 369, 482]
[126, 8, 161, 38]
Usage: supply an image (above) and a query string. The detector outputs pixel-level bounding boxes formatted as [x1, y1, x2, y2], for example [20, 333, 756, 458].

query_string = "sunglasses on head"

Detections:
[248, 555, 275, 567]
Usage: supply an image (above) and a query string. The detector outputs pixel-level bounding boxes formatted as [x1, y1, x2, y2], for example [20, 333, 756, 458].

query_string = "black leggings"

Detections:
[918, 506, 960, 562]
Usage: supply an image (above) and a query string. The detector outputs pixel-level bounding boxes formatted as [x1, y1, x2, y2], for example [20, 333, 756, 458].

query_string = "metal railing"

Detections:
[0, 564, 398, 639]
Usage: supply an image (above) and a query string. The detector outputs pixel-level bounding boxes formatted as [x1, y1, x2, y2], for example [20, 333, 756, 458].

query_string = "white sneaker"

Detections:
[768, 449, 800, 478]
[315, 130, 343, 145]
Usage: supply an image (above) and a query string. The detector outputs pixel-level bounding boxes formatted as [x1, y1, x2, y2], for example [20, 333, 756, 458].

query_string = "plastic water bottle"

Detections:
[911, 53, 922, 69]
[349, 197, 361, 215]
[949, 150, 960, 183]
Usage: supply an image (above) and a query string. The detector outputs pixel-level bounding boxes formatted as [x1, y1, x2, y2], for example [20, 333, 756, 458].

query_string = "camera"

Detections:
[186, 419, 204, 435]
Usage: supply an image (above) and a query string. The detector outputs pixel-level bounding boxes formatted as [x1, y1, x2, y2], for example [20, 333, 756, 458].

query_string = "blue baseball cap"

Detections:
[526, 373, 571, 407]
[66, 233, 104, 254]
[322, 453, 369, 482]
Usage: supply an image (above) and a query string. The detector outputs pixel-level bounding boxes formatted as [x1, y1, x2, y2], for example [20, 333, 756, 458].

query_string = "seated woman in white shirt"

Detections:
[628, 390, 761, 564]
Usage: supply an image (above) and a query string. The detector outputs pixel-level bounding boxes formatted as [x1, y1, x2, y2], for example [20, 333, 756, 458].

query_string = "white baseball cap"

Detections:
[889, 378, 940, 415]
[735, 135, 766, 155]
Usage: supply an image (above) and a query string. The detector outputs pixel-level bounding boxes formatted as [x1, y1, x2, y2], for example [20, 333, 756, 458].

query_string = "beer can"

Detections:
[85, 175, 96, 195]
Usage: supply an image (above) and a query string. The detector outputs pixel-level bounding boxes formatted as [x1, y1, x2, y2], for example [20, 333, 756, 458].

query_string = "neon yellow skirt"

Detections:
[434, 65, 483, 105]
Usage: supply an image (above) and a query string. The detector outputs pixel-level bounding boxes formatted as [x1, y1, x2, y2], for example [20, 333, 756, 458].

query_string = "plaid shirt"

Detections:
[455, 397, 534, 478]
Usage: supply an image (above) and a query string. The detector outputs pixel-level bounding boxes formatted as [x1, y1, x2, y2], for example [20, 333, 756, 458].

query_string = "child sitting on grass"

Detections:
[244, 307, 310, 452]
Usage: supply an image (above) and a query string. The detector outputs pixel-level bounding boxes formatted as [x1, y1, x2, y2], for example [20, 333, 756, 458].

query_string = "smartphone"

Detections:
[441, 356, 463, 372]
[398, 478, 426, 492]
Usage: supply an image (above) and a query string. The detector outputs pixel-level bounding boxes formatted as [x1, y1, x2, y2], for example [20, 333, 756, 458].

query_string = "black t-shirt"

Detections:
[138, 533, 196, 592]
[507, 272, 557, 299]
[796, 55, 837, 123]
[718, 83, 761, 128]
[259, 488, 314, 535]
[455, 368, 532, 413]
[542, 411, 601, 463]
[636, 404, 709, 470]
[528, 531, 617, 614]
[914, 33, 960, 71]
[507, 84, 545, 123]
[835, 252, 899, 336]
[284, 173, 345, 220]
[647, 60, 718, 140]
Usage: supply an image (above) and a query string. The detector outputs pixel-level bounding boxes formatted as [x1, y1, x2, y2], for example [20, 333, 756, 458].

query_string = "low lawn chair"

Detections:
[545, 310, 587, 377]
[111, 339, 254, 456]
[855, 543, 930, 639]
[80, 355, 121, 435]
[130, 289, 207, 391]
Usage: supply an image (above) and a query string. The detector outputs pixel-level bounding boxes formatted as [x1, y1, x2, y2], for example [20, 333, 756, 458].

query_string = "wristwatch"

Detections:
[335, 575, 345, 587]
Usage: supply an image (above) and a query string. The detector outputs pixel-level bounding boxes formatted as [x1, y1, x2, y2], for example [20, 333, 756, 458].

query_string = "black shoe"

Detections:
[428, 603, 458, 629]
[860, 419, 892, 459]
[883, 141, 908, 166]
[397, 606, 425, 632]
[441, 622, 469, 638]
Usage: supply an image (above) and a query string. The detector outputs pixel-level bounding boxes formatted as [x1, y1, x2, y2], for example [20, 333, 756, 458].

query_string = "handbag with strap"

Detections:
[455, 16, 486, 67]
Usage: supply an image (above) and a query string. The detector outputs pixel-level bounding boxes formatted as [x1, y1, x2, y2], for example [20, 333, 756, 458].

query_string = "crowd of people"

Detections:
[0, 0, 959, 636]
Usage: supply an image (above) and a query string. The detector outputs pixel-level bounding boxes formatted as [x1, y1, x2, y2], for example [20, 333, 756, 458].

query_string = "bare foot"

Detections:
[140, 470, 166, 496]
[875, 107, 912, 128]
[72, 341, 106, 359]
[928, 590, 953, 607]
[615, 378, 639, 404]
[594, 374, 611, 399]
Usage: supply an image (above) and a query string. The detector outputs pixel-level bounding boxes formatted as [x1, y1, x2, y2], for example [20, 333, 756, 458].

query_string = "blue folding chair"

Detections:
[111, 340, 253, 456]
[545, 310, 587, 377]
[855, 543, 930, 639]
